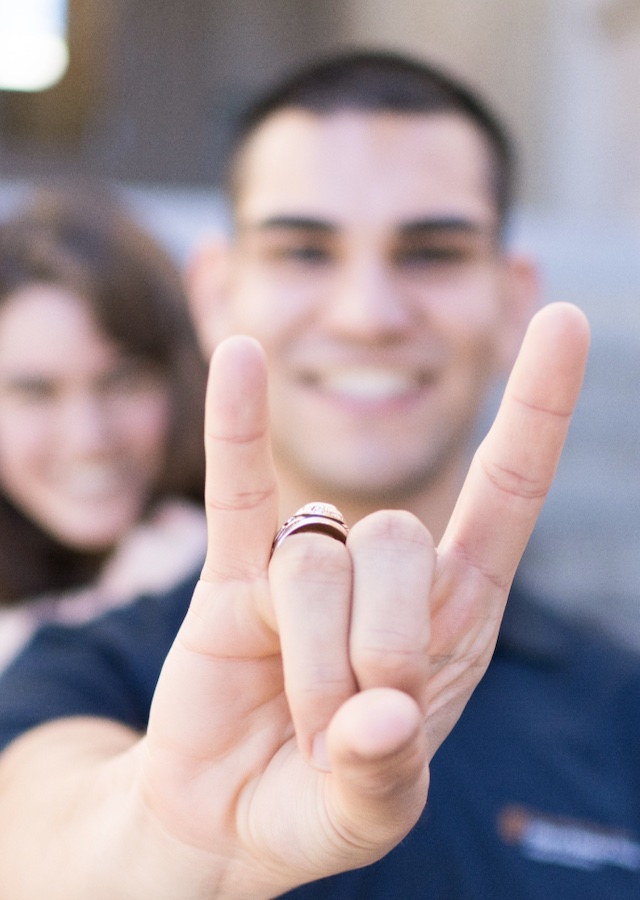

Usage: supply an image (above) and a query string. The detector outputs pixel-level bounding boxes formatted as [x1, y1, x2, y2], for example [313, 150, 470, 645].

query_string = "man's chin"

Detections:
[289, 460, 436, 508]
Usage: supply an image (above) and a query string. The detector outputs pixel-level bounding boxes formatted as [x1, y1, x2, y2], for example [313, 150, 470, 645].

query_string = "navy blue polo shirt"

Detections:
[0, 573, 639, 898]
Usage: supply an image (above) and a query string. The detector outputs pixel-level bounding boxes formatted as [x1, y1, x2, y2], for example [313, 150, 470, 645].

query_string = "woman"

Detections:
[0, 186, 208, 669]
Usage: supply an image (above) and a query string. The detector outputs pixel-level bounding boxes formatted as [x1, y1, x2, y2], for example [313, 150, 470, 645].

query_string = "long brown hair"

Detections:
[0, 185, 207, 603]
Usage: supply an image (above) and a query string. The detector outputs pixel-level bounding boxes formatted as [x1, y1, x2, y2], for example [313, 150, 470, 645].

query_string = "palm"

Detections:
[143, 305, 589, 896]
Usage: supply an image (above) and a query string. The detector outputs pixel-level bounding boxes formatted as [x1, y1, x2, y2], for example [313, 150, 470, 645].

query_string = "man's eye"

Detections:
[396, 246, 467, 266]
[277, 244, 329, 263]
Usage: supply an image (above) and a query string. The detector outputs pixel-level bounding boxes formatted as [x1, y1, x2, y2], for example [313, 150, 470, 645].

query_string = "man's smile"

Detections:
[295, 364, 437, 405]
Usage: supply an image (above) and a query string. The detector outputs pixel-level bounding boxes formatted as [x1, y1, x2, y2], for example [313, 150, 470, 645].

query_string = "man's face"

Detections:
[207, 109, 532, 506]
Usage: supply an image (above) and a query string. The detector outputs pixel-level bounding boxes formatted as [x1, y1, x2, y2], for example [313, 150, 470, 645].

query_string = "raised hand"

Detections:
[142, 302, 589, 898]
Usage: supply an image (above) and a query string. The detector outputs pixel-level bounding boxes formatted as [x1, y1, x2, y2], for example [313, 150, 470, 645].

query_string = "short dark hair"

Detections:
[0, 185, 207, 601]
[226, 49, 515, 224]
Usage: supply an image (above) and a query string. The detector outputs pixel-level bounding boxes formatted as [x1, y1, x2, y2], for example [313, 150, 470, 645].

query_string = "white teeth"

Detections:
[319, 369, 418, 401]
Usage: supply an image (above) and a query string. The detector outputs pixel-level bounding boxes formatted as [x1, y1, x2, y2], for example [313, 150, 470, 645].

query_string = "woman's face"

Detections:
[0, 283, 172, 551]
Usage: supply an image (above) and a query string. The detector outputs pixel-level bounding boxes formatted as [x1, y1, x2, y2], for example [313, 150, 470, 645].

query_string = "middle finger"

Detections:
[348, 510, 434, 713]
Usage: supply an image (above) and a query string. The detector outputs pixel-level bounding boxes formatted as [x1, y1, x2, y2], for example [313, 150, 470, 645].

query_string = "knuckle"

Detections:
[295, 664, 352, 697]
[272, 532, 351, 581]
[352, 635, 428, 685]
[350, 509, 433, 554]
[479, 457, 549, 500]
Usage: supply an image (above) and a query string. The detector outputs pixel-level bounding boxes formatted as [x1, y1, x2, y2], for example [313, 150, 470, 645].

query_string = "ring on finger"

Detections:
[271, 502, 349, 557]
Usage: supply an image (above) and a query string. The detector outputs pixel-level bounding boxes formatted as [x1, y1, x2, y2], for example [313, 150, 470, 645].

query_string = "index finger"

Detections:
[440, 301, 590, 587]
[200, 335, 279, 584]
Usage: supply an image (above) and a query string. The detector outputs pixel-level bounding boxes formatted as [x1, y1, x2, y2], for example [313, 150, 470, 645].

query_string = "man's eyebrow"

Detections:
[398, 217, 492, 237]
[237, 215, 495, 238]
[242, 215, 336, 234]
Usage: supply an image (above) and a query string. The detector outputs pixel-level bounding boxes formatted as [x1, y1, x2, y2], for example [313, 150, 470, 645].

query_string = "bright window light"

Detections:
[0, 0, 68, 92]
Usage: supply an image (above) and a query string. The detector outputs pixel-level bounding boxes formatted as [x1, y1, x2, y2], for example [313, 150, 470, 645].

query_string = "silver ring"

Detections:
[271, 502, 349, 556]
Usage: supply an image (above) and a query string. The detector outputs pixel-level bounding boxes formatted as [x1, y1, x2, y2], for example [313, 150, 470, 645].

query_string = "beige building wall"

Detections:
[341, 0, 640, 224]
[602, 0, 640, 219]
[341, 0, 551, 209]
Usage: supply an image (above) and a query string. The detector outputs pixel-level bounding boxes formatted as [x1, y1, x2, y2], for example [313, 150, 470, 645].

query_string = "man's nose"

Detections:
[322, 255, 413, 339]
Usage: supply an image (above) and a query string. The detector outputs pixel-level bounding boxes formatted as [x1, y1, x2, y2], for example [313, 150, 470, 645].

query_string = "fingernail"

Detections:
[312, 732, 331, 772]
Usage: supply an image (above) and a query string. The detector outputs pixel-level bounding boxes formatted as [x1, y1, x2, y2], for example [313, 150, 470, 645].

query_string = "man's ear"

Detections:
[184, 234, 233, 360]
[496, 254, 541, 371]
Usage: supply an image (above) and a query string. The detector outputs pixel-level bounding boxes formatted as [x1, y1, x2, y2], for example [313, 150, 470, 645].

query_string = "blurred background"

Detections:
[2, 0, 640, 648]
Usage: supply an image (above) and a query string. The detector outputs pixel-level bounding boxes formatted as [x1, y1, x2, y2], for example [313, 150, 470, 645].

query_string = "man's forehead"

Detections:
[234, 108, 497, 226]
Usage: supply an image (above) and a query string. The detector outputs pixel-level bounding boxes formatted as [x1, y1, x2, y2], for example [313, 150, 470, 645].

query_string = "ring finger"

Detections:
[269, 530, 356, 767]
[348, 510, 434, 713]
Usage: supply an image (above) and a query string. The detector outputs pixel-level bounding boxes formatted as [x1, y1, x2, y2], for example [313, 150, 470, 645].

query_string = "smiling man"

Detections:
[197, 100, 533, 537]
[0, 51, 627, 900]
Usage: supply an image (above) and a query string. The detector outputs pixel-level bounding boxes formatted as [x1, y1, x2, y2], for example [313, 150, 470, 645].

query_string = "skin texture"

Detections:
[0, 284, 171, 551]
[0, 108, 590, 899]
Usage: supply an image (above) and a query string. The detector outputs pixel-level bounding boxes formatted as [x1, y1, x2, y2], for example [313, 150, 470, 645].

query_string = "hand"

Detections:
[142, 302, 589, 897]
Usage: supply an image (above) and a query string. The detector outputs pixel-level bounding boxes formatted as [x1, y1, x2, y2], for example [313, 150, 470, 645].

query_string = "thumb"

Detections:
[325, 688, 430, 858]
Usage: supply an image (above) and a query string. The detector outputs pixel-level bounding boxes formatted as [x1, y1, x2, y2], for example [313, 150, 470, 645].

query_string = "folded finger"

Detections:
[325, 688, 430, 858]
[348, 511, 434, 711]
[269, 533, 356, 766]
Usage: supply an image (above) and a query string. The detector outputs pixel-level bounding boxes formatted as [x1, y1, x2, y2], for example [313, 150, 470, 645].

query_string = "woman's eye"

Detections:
[4, 379, 56, 403]
[99, 362, 161, 396]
